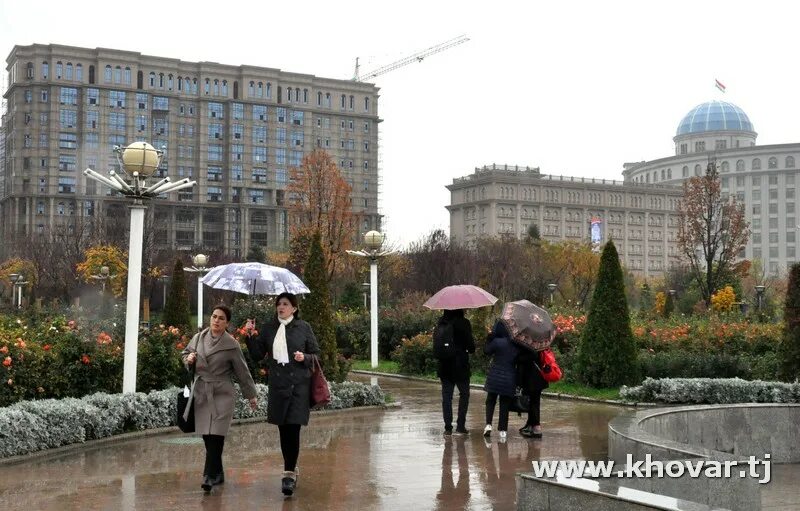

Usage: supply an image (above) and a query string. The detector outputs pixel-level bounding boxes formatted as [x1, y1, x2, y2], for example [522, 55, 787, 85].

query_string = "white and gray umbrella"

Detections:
[200, 262, 310, 296]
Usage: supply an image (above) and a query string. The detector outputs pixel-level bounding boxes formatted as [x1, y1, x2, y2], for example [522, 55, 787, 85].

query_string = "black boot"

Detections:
[281, 471, 296, 496]
[210, 471, 225, 485]
[201, 475, 213, 492]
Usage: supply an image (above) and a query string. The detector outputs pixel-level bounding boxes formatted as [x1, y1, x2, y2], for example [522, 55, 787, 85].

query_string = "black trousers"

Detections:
[278, 424, 301, 472]
[441, 377, 470, 430]
[485, 392, 513, 431]
[526, 389, 542, 427]
[202, 434, 225, 477]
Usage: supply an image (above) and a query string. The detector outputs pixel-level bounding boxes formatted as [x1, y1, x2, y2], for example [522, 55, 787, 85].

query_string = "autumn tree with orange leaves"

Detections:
[286, 150, 356, 282]
[677, 161, 749, 306]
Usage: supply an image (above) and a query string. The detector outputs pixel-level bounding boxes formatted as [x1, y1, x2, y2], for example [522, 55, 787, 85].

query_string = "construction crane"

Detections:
[352, 34, 470, 82]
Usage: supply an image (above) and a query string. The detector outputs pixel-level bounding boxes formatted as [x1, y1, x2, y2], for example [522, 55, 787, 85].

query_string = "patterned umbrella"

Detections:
[501, 300, 555, 352]
[423, 285, 498, 310]
[200, 262, 310, 296]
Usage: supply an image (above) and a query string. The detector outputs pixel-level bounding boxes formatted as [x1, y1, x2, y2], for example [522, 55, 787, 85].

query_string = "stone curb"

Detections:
[352, 370, 658, 408]
[0, 402, 399, 467]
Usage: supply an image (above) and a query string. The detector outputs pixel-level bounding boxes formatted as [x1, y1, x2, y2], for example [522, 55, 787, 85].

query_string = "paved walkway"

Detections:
[0, 375, 794, 510]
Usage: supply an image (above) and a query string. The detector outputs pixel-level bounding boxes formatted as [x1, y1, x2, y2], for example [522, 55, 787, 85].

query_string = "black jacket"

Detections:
[245, 317, 320, 425]
[436, 314, 475, 382]
[516, 349, 548, 394]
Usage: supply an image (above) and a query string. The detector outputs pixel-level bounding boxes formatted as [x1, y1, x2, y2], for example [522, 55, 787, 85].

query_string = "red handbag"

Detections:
[310, 355, 331, 408]
[537, 349, 563, 383]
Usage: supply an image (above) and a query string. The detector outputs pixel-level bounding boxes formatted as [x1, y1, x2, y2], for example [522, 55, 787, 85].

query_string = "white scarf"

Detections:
[273, 316, 293, 365]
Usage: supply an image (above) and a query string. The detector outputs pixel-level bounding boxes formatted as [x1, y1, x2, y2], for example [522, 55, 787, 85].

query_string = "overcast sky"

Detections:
[2, 0, 798, 248]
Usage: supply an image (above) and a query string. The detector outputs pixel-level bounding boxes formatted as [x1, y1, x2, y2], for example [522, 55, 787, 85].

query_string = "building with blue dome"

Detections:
[448, 98, 799, 278]
[622, 99, 799, 276]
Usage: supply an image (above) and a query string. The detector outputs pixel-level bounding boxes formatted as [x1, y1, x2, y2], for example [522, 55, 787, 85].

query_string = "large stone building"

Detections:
[447, 100, 800, 277]
[446, 164, 685, 277]
[0, 44, 381, 260]
[623, 100, 799, 276]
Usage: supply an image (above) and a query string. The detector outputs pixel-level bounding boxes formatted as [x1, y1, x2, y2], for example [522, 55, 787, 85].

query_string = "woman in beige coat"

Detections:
[182, 305, 258, 492]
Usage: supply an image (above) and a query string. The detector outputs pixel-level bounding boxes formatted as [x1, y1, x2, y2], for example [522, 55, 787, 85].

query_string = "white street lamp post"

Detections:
[8, 273, 18, 309]
[158, 275, 170, 310]
[184, 254, 210, 332]
[84, 142, 196, 393]
[547, 283, 557, 304]
[9, 273, 28, 309]
[347, 231, 394, 369]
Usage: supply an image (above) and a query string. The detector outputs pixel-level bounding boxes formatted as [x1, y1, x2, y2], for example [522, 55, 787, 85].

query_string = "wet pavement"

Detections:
[0, 375, 621, 510]
[2, 375, 793, 510]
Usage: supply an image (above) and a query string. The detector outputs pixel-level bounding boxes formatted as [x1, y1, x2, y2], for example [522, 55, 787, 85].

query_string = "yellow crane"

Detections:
[352, 34, 470, 82]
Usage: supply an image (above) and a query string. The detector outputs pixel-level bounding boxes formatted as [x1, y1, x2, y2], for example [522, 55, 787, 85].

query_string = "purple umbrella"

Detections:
[423, 285, 498, 310]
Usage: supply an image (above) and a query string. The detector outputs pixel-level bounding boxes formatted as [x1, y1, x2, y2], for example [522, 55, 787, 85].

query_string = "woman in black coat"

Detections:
[515, 348, 548, 438]
[483, 319, 520, 441]
[244, 292, 320, 497]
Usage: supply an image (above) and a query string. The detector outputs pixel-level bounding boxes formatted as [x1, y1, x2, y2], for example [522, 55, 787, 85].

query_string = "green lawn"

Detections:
[350, 359, 621, 401]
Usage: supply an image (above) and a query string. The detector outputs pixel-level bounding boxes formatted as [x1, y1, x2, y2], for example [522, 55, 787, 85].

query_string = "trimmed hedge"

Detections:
[620, 377, 800, 404]
[0, 381, 385, 459]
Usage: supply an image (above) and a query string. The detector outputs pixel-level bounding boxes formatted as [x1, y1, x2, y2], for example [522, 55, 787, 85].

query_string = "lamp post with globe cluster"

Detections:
[184, 254, 212, 332]
[84, 142, 196, 393]
[347, 231, 394, 369]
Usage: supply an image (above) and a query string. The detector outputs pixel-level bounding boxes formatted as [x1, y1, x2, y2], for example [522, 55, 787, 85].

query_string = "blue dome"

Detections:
[676, 100, 754, 136]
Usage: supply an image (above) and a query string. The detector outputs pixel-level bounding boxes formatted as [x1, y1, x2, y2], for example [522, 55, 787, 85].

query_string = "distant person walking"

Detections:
[482, 319, 520, 441]
[433, 308, 475, 435]
[181, 305, 258, 492]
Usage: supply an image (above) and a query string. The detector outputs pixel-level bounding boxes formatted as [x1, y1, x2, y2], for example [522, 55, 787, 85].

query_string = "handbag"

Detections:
[509, 386, 530, 415]
[177, 386, 195, 433]
[309, 355, 331, 408]
[177, 351, 196, 433]
[536, 349, 563, 383]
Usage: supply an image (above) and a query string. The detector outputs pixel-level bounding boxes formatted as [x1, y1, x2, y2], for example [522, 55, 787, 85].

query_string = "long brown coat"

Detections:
[181, 328, 257, 436]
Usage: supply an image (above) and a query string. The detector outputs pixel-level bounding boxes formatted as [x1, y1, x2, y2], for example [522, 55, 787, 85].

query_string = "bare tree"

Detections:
[677, 160, 750, 305]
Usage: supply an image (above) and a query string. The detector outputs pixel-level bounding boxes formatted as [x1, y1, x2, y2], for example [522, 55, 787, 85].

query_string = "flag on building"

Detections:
[715, 79, 726, 93]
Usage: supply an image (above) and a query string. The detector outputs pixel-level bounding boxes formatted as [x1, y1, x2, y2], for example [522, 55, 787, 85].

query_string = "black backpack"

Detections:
[433, 320, 457, 360]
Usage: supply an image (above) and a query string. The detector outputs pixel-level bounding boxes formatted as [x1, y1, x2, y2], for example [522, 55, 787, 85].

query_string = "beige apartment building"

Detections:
[447, 164, 684, 277]
[1, 44, 381, 260]
[448, 100, 800, 278]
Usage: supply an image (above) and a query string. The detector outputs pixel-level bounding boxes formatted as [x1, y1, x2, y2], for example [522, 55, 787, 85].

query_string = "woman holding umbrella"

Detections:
[516, 349, 547, 438]
[244, 292, 320, 497]
[501, 300, 555, 439]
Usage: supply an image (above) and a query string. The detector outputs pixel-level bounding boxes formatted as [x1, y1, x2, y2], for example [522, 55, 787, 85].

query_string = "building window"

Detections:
[752, 158, 761, 170]
[695, 141, 706, 152]
[208, 145, 223, 161]
[786, 156, 795, 168]
[694, 164, 701, 176]
[736, 159, 745, 172]
[58, 176, 76, 193]
[768, 157, 778, 169]
[41, 61, 49, 79]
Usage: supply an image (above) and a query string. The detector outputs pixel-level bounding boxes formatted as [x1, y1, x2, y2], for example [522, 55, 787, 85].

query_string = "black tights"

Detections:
[202, 434, 225, 477]
[278, 424, 301, 472]
[526, 390, 542, 427]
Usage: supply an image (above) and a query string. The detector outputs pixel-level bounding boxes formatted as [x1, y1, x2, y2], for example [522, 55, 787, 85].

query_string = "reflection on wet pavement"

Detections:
[0, 375, 624, 510]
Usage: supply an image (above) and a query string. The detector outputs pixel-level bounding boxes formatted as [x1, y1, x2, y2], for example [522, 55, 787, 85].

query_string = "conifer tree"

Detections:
[163, 258, 192, 332]
[575, 240, 639, 387]
[779, 263, 800, 381]
[301, 232, 340, 380]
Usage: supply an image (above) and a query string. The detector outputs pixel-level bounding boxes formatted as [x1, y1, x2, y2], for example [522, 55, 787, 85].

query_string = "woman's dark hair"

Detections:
[212, 304, 232, 322]
[442, 308, 465, 320]
[275, 292, 300, 319]
[492, 319, 510, 339]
